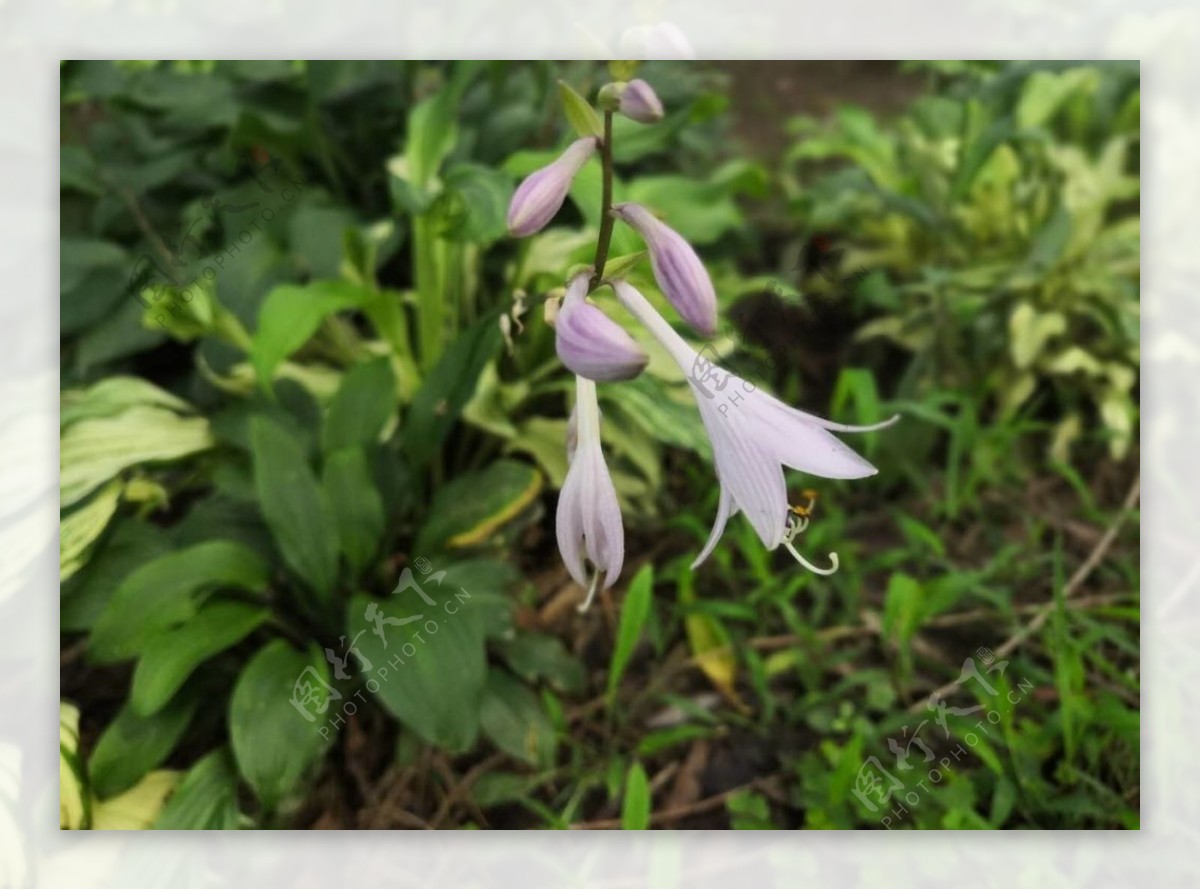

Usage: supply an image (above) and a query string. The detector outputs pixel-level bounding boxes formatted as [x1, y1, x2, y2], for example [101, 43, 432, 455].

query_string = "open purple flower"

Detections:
[612, 202, 717, 337]
[557, 374, 624, 610]
[612, 280, 897, 572]
[507, 137, 597, 237]
[555, 273, 648, 382]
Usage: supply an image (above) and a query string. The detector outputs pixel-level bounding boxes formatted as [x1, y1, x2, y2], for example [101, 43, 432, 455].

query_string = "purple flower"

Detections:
[507, 137, 597, 237]
[612, 280, 898, 573]
[618, 79, 664, 123]
[612, 202, 717, 337]
[555, 273, 648, 382]
[557, 374, 624, 610]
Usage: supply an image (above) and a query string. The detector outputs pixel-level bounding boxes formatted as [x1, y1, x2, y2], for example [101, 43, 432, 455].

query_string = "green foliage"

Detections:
[784, 61, 1139, 460]
[59, 60, 1137, 832]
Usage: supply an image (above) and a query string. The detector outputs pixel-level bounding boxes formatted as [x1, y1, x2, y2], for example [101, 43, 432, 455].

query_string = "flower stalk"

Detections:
[587, 111, 615, 293]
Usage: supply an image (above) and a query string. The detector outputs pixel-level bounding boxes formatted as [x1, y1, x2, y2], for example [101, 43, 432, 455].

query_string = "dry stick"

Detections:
[910, 472, 1141, 714]
[429, 752, 508, 829]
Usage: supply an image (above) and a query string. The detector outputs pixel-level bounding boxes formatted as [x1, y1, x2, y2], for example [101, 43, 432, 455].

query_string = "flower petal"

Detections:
[691, 482, 739, 569]
[556, 275, 648, 382]
[507, 137, 597, 237]
[694, 392, 788, 549]
[555, 458, 587, 587]
[611, 204, 717, 337]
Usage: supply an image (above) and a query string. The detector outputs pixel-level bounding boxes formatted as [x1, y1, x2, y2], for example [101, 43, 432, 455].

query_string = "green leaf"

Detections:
[60, 479, 123, 581]
[89, 693, 198, 799]
[620, 761, 651, 830]
[496, 632, 586, 694]
[407, 89, 460, 190]
[882, 572, 923, 648]
[479, 670, 557, 768]
[608, 564, 654, 698]
[154, 748, 242, 830]
[403, 310, 505, 467]
[322, 447, 385, 574]
[60, 406, 214, 508]
[251, 415, 339, 600]
[558, 80, 604, 139]
[131, 600, 269, 715]
[62, 521, 172, 633]
[436, 163, 514, 244]
[90, 540, 270, 663]
[61, 376, 193, 428]
[347, 572, 487, 751]
[322, 356, 396, 454]
[250, 281, 370, 390]
[415, 459, 542, 554]
[230, 640, 331, 811]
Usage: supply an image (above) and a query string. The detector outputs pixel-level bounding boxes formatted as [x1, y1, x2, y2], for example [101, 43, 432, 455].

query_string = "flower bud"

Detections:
[507, 137, 597, 237]
[555, 274, 648, 382]
[611, 202, 717, 337]
[617, 79, 663, 123]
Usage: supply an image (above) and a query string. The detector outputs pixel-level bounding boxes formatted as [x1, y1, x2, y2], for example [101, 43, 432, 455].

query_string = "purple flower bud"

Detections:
[611, 202, 717, 337]
[618, 79, 664, 123]
[555, 274, 648, 382]
[507, 137, 597, 237]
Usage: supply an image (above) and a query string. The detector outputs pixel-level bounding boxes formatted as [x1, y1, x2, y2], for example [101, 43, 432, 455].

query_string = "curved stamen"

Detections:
[577, 570, 603, 612]
[783, 540, 839, 575]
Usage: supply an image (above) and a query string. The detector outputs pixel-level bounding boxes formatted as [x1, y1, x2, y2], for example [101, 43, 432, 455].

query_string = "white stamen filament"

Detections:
[577, 570, 603, 612]
[783, 541, 840, 575]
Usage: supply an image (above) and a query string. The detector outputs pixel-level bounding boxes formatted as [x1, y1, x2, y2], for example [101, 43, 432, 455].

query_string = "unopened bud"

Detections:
[555, 274, 648, 382]
[507, 137, 597, 237]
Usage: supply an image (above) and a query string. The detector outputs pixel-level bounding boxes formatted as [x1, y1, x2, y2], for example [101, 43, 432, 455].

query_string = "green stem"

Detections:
[414, 215, 442, 370]
[588, 111, 615, 293]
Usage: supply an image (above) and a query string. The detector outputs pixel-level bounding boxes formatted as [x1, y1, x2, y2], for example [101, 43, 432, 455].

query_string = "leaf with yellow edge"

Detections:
[91, 770, 181, 830]
[415, 459, 543, 554]
[60, 479, 123, 581]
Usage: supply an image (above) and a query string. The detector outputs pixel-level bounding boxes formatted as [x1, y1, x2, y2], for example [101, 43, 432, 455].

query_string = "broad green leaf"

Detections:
[558, 80, 604, 139]
[406, 89, 459, 190]
[497, 632, 586, 694]
[322, 356, 396, 454]
[89, 540, 269, 663]
[322, 447, 385, 575]
[154, 748, 242, 830]
[620, 762, 651, 830]
[89, 694, 198, 799]
[608, 564, 654, 698]
[437, 163, 514, 244]
[479, 670, 557, 768]
[251, 415, 339, 599]
[415, 459, 542, 554]
[347, 575, 487, 751]
[131, 600, 269, 715]
[250, 281, 370, 389]
[230, 640, 331, 811]
[1017, 67, 1098, 130]
[60, 406, 214, 508]
[60, 479, 123, 581]
[62, 521, 172, 633]
[403, 310, 505, 467]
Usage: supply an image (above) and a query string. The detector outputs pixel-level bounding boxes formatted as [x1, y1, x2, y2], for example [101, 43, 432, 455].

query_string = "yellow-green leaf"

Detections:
[558, 80, 604, 140]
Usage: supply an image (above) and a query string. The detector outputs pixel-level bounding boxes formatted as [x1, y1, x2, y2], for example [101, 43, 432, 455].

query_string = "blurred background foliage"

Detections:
[59, 60, 1139, 830]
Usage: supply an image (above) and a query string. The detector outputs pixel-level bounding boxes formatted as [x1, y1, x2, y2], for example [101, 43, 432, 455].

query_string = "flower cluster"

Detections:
[507, 76, 896, 609]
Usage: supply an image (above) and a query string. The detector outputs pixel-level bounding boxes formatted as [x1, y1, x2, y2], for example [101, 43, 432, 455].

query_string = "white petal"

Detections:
[696, 392, 788, 549]
[691, 483, 739, 569]
[748, 394, 879, 480]
[581, 442, 625, 587]
[555, 454, 588, 587]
